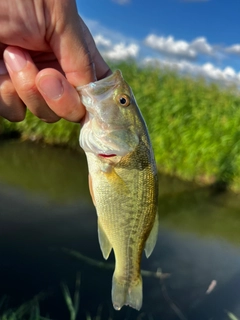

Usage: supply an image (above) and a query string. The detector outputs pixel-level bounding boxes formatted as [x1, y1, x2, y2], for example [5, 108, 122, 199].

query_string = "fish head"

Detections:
[77, 70, 141, 160]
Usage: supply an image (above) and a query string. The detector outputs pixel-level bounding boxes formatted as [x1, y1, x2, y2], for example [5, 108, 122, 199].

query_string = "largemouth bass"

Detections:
[77, 70, 158, 311]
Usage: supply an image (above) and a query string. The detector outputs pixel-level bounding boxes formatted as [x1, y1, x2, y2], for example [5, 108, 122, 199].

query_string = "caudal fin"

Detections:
[111, 275, 142, 311]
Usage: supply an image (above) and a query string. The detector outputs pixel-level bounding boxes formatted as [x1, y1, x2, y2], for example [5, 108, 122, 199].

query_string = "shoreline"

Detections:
[1, 62, 240, 192]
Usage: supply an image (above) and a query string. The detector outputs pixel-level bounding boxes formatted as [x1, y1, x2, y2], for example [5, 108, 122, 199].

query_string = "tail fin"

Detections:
[111, 274, 142, 311]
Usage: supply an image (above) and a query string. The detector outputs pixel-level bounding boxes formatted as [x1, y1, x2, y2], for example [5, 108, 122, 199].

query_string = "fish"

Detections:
[76, 70, 158, 311]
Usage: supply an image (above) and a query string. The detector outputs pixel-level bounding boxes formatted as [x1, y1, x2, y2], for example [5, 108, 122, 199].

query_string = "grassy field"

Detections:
[1, 61, 240, 190]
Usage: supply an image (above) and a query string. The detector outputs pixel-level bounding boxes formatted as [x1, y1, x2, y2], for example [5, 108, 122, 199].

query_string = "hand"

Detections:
[0, 0, 111, 123]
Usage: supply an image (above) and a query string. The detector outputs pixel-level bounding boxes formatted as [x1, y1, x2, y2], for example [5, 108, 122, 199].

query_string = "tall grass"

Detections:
[115, 62, 240, 190]
[0, 294, 50, 320]
[1, 61, 240, 190]
[0, 275, 81, 320]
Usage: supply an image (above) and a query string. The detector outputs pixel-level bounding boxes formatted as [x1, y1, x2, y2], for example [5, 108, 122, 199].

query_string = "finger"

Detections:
[3, 46, 60, 123]
[0, 62, 26, 122]
[36, 68, 85, 122]
[46, 0, 94, 86]
[46, 1, 111, 87]
[79, 17, 112, 80]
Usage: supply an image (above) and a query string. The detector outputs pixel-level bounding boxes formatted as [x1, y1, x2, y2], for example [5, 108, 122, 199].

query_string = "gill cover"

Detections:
[77, 70, 140, 157]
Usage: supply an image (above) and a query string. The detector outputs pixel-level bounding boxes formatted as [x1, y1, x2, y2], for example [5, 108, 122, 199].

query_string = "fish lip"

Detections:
[76, 70, 122, 92]
[98, 153, 117, 158]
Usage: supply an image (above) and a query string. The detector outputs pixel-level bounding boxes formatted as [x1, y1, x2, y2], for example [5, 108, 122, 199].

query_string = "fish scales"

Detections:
[77, 70, 158, 311]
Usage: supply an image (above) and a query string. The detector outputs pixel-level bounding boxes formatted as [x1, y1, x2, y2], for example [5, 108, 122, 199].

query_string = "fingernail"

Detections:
[38, 75, 64, 100]
[4, 47, 27, 72]
[0, 60, 8, 75]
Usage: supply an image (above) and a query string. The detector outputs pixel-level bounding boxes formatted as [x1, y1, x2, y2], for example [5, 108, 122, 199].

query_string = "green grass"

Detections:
[0, 294, 50, 320]
[227, 311, 239, 320]
[1, 61, 240, 190]
[116, 62, 240, 188]
[0, 275, 81, 320]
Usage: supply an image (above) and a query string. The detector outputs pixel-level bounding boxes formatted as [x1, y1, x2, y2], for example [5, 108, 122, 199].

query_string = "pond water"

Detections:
[0, 139, 240, 320]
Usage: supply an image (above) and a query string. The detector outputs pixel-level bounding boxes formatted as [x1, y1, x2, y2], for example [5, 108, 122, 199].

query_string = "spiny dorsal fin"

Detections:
[144, 213, 159, 258]
[98, 220, 112, 259]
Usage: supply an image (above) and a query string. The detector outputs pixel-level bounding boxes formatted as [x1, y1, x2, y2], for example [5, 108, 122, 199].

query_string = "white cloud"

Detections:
[202, 63, 226, 80]
[191, 37, 213, 55]
[85, 17, 138, 48]
[83, 18, 240, 86]
[225, 44, 240, 55]
[103, 43, 139, 60]
[145, 35, 196, 59]
[144, 34, 213, 60]
[85, 18, 140, 61]
[94, 34, 112, 48]
[223, 66, 236, 78]
[143, 57, 240, 86]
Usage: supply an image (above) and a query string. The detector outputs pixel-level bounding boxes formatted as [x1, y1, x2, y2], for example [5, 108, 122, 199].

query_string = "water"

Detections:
[0, 139, 240, 320]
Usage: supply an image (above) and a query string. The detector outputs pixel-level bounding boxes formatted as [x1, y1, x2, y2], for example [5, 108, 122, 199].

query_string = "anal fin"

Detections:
[144, 213, 159, 258]
[98, 220, 112, 259]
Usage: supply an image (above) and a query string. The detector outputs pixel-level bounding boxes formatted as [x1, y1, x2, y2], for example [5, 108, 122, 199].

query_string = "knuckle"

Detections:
[17, 77, 38, 96]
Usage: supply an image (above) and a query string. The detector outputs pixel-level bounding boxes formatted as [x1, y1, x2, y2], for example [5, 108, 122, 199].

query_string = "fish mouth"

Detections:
[98, 153, 116, 158]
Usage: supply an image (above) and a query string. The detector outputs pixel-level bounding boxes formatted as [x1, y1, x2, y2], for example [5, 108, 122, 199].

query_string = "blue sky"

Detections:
[76, 0, 240, 85]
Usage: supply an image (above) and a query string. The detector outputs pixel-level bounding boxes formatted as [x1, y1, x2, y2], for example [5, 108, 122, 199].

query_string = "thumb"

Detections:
[46, 0, 96, 87]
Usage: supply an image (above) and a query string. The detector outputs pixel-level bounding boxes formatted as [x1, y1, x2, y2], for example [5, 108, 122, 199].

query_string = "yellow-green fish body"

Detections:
[77, 70, 158, 311]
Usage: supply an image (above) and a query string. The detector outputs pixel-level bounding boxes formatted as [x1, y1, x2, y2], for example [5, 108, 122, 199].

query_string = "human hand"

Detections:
[0, 0, 111, 123]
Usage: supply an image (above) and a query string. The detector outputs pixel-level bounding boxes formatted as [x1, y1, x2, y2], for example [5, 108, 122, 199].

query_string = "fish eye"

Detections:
[116, 94, 131, 107]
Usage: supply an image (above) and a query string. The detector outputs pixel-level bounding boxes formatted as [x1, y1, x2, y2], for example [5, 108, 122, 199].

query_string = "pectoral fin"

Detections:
[144, 213, 159, 258]
[98, 220, 112, 259]
[105, 167, 129, 195]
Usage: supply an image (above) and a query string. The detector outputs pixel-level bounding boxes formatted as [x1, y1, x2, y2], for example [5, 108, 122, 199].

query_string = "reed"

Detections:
[1, 61, 240, 190]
